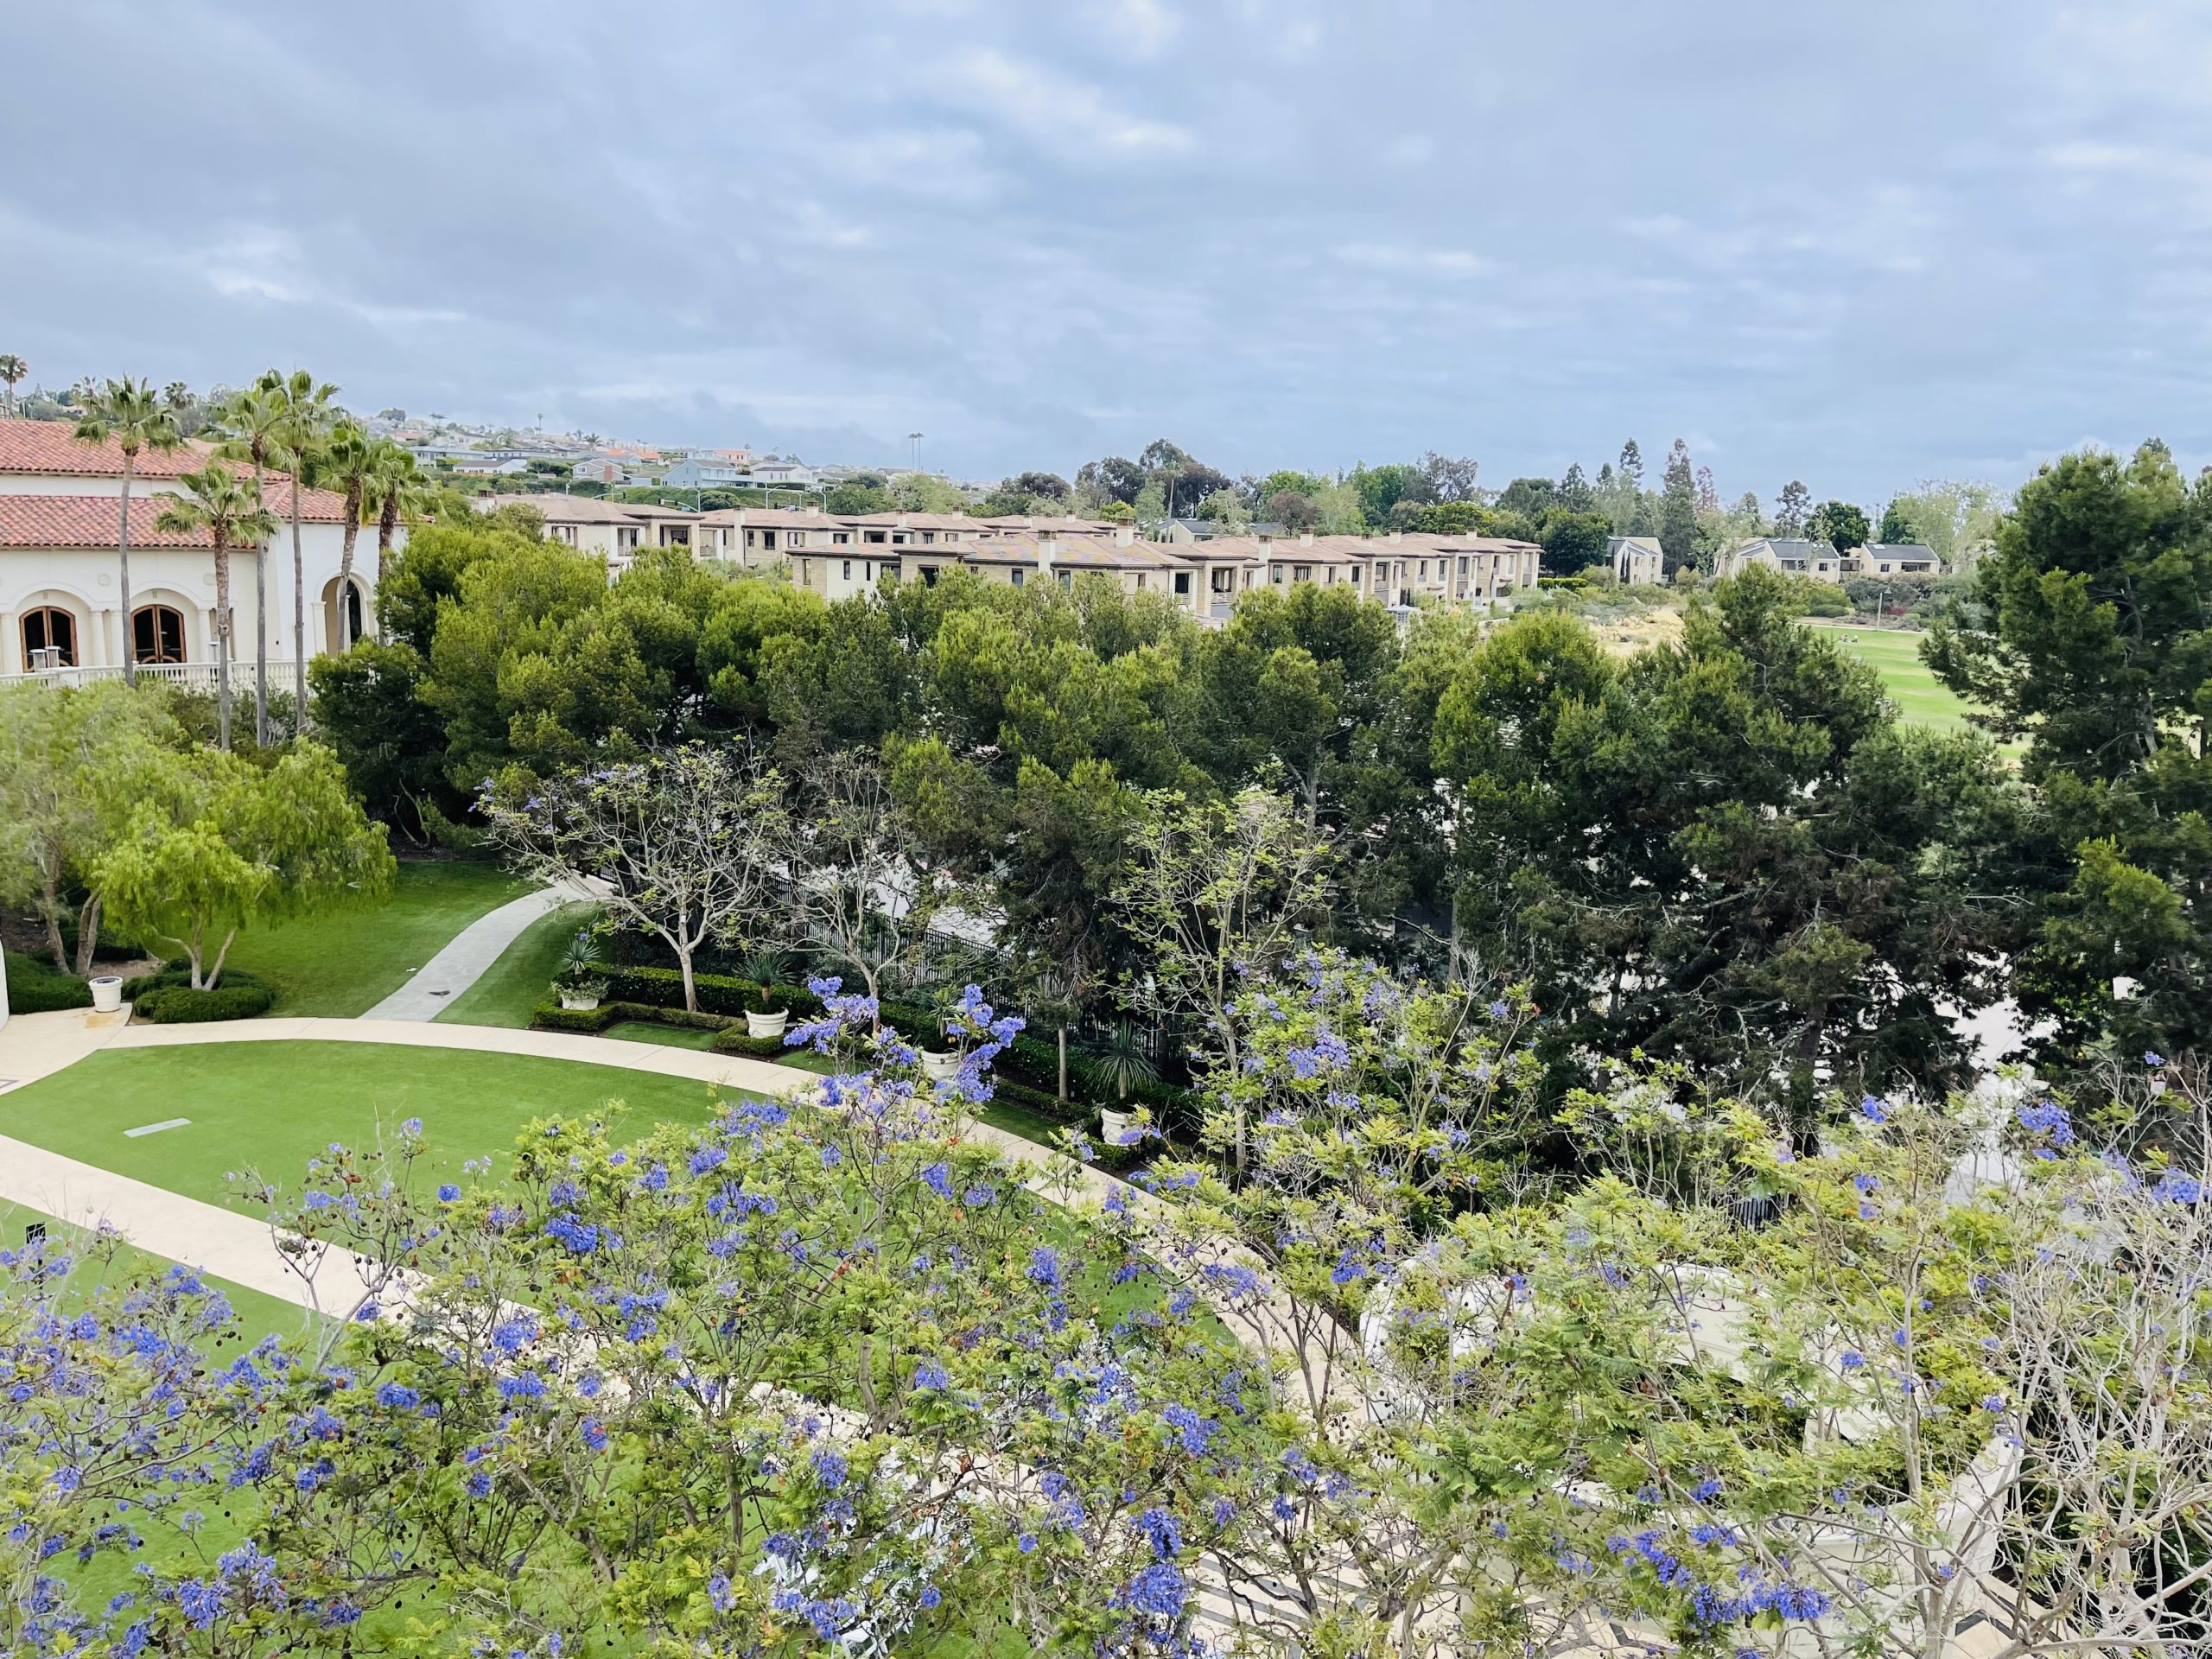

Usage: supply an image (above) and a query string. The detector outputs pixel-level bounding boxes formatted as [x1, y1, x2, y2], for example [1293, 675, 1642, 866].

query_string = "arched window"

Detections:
[132, 604, 187, 664]
[22, 606, 77, 668]
[340, 582, 364, 650]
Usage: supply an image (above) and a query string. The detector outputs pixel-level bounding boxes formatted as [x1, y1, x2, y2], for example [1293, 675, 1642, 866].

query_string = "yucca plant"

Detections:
[1081, 1021, 1160, 1103]
[556, 929, 606, 992]
[741, 947, 791, 1013]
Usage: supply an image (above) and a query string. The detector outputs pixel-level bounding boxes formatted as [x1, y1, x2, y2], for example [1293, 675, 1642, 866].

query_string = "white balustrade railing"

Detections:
[0, 659, 303, 694]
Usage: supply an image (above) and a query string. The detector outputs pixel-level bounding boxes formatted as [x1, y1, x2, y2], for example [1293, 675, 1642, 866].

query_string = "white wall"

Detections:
[0, 521, 385, 675]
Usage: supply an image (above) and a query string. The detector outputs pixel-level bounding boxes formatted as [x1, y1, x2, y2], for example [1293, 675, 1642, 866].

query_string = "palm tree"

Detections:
[315, 418, 375, 649]
[211, 382, 288, 744]
[365, 440, 431, 588]
[263, 369, 339, 722]
[73, 378, 182, 688]
[0, 354, 25, 417]
[1083, 1020, 1160, 1103]
[156, 464, 274, 751]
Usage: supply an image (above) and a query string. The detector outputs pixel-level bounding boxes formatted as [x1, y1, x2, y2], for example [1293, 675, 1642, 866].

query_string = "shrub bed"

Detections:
[531, 1001, 740, 1037]
[600, 967, 825, 1020]
[3, 950, 95, 1013]
[134, 976, 276, 1023]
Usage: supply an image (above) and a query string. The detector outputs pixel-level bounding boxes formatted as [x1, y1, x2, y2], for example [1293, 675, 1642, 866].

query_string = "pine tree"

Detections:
[1774, 480, 1811, 535]
[1659, 439, 1698, 569]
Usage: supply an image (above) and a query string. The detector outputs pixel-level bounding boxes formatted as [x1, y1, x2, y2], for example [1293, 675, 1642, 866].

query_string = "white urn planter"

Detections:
[746, 1008, 790, 1039]
[558, 988, 603, 1011]
[1099, 1107, 1139, 1147]
[89, 976, 124, 1014]
[920, 1048, 963, 1084]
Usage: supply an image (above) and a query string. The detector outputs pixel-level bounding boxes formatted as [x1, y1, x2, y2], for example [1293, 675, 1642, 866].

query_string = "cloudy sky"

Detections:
[5, 2, 2210, 502]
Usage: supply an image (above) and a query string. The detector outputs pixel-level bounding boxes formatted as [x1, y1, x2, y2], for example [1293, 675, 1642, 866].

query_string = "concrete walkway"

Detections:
[360, 881, 598, 1020]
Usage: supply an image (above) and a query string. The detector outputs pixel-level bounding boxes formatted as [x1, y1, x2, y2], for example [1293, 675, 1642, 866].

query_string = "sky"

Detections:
[6, 2, 2212, 505]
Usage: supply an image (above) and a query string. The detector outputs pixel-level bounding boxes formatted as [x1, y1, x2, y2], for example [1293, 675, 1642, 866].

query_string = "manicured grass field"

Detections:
[604, 1020, 721, 1050]
[0, 1042, 741, 1211]
[435, 899, 600, 1027]
[222, 859, 528, 1016]
[1807, 625, 1983, 734]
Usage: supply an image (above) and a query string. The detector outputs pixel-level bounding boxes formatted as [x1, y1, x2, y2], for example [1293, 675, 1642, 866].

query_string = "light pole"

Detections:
[907, 432, 924, 474]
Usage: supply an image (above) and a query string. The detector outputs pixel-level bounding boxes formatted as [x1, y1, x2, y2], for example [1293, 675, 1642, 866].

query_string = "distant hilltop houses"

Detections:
[475, 493, 1541, 620]
[1719, 537, 1942, 581]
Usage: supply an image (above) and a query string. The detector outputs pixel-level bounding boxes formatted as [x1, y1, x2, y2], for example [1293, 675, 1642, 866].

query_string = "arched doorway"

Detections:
[131, 604, 187, 664]
[21, 606, 78, 668]
[321, 575, 369, 652]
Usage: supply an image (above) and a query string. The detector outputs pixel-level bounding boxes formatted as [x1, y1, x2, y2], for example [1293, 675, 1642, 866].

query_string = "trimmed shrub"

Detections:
[134, 981, 276, 1023]
[4, 950, 94, 1013]
[599, 967, 825, 1020]
[710, 1030, 791, 1059]
[531, 1001, 620, 1033]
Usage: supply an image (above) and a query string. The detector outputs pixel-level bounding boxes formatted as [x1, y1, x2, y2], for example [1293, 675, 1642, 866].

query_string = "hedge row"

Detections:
[135, 975, 276, 1023]
[3, 950, 95, 1013]
[600, 967, 826, 1020]
[531, 1000, 743, 1037]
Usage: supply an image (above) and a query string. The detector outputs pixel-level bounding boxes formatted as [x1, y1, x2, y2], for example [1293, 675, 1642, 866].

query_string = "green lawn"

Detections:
[603, 1020, 722, 1050]
[1808, 625, 1983, 734]
[435, 899, 600, 1028]
[223, 860, 528, 1016]
[0, 1042, 742, 1211]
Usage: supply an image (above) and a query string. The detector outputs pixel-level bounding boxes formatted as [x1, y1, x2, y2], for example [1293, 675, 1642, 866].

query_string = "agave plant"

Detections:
[1081, 1021, 1160, 1103]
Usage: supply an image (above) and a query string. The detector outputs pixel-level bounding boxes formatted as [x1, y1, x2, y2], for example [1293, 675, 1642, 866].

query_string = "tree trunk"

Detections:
[1058, 1026, 1069, 1101]
[677, 950, 697, 1014]
[291, 493, 308, 728]
[337, 480, 362, 648]
[214, 542, 233, 751]
[41, 872, 67, 973]
[118, 454, 137, 689]
[252, 457, 269, 746]
[73, 896, 101, 978]
[377, 499, 397, 590]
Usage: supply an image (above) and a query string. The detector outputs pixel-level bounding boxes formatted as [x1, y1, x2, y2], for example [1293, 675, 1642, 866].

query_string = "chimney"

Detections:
[1039, 534, 1059, 570]
[1388, 529, 1402, 543]
[1299, 531, 1315, 547]
[1115, 522, 1135, 548]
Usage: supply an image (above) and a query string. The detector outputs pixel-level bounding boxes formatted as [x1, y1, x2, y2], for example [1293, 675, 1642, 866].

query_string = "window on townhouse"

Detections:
[1011, 568, 1026, 588]
[893, 532, 911, 544]
[920, 531, 936, 544]
[1173, 572, 1190, 594]
[866, 531, 887, 543]
[616, 528, 639, 552]
[842, 560, 852, 580]
[1418, 560, 1429, 581]
[1058, 570, 1072, 588]
[918, 565, 939, 586]
[1294, 564, 1312, 583]
[1211, 569, 1234, 594]
[550, 524, 577, 545]
[1135, 573, 1147, 588]
[1459, 556, 1469, 575]
[661, 526, 690, 546]
[833, 531, 849, 544]
[1271, 564, 1285, 583]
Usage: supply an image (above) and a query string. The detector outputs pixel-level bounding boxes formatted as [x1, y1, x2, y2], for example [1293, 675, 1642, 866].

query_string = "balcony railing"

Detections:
[0, 659, 302, 694]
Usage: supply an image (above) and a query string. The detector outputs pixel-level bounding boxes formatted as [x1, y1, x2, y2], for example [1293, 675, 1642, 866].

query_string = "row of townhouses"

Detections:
[481, 493, 1543, 619]
[0, 420, 380, 683]
[1718, 537, 1942, 580]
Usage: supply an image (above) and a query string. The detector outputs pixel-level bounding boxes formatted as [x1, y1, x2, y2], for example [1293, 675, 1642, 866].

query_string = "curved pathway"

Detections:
[361, 880, 599, 1020]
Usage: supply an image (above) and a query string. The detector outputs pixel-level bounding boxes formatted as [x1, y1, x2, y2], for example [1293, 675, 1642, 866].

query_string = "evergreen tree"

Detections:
[1774, 480, 1812, 534]
[1658, 439, 1698, 569]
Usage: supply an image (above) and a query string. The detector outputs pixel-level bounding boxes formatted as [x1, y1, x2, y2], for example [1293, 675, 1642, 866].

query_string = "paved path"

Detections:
[360, 880, 598, 1020]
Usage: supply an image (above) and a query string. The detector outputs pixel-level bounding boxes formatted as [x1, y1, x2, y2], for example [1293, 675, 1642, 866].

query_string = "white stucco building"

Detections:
[0, 419, 393, 684]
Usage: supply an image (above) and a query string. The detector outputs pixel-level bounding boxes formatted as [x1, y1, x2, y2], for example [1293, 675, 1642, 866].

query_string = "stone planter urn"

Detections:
[1100, 1106, 1140, 1147]
[558, 988, 603, 1011]
[747, 1008, 790, 1039]
[89, 976, 124, 1014]
[920, 1048, 963, 1084]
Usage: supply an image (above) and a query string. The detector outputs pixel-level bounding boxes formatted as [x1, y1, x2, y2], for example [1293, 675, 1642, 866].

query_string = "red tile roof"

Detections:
[0, 494, 221, 550]
[0, 485, 342, 550]
[0, 419, 348, 519]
